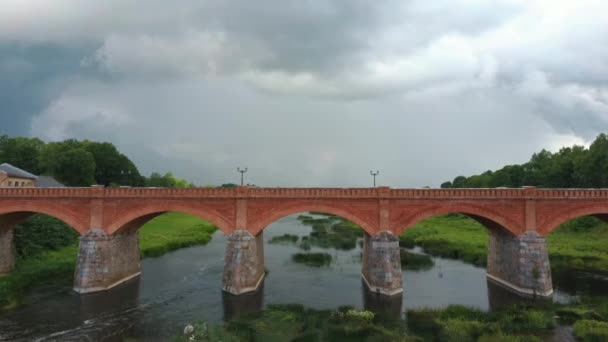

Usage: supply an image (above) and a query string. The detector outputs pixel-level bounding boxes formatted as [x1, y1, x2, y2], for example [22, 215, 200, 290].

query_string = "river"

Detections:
[0, 214, 603, 341]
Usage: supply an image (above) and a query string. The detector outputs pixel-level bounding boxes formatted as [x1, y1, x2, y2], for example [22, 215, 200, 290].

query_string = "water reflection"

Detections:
[486, 279, 553, 310]
[222, 281, 264, 320]
[362, 281, 403, 321]
[553, 269, 608, 295]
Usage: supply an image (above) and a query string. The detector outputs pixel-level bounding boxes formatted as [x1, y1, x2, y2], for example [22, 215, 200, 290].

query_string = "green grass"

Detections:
[137, 212, 217, 258]
[400, 215, 608, 274]
[400, 215, 489, 267]
[0, 212, 216, 310]
[546, 219, 608, 273]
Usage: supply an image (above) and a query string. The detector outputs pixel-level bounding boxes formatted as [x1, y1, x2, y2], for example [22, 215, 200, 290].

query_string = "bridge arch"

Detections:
[393, 203, 522, 236]
[538, 204, 608, 236]
[106, 203, 234, 235]
[249, 202, 377, 236]
[0, 203, 88, 234]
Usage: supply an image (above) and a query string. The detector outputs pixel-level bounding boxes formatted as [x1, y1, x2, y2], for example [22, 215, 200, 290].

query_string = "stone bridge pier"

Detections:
[487, 229, 553, 297]
[0, 226, 15, 276]
[361, 231, 403, 296]
[222, 230, 265, 295]
[73, 229, 141, 294]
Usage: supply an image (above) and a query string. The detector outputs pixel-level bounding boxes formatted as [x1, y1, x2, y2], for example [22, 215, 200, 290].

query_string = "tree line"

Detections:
[442, 133, 608, 189]
[0, 135, 193, 187]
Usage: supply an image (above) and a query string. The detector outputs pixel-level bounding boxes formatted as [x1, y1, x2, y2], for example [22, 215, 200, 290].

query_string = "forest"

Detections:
[442, 133, 608, 189]
[0, 135, 193, 187]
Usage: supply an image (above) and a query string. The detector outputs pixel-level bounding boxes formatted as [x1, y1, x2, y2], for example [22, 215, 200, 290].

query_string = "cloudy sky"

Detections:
[1, 0, 607, 187]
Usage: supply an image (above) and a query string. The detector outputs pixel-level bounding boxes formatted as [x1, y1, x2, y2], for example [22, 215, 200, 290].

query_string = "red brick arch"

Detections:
[538, 204, 608, 236]
[248, 201, 379, 236]
[106, 204, 235, 235]
[393, 203, 523, 236]
[0, 203, 88, 234]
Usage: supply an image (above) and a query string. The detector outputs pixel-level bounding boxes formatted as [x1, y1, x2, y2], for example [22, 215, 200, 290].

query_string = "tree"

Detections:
[439, 132, 608, 189]
[580, 133, 608, 187]
[83, 141, 144, 186]
[452, 176, 467, 188]
[440, 181, 452, 188]
[0, 135, 44, 174]
[145, 172, 194, 188]
[54, 148, 96, 186]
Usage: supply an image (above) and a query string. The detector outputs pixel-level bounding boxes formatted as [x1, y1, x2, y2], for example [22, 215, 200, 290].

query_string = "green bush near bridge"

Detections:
[0, 212, 216, 310]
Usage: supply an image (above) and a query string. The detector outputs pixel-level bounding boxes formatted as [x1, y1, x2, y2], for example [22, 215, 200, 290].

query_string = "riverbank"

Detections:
[0, 212, 216, 310]
[399, 214, 608, 274]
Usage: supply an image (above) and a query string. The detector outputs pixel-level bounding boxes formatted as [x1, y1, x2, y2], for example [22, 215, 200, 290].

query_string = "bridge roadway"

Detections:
[1, 185, 608, 297]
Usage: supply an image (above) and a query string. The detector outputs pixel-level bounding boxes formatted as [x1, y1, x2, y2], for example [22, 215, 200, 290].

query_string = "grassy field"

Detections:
[0, 212, 216, 310]
[400, 214, 608, 273]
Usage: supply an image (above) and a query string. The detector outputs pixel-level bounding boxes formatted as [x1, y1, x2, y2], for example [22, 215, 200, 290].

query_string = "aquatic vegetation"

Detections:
[407, 305, 555, 341]
[174, 305, 411, 342]
[335, 309, 375, 322]
[268, 234, 299, 245]
[399, 249, 434, 271]
[175, 304, 566, 342]
[296, 214, 364, 251]
[292, 253, 332, 267]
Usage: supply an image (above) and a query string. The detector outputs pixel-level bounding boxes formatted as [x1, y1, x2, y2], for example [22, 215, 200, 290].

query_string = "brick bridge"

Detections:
[1, 185, 607, 297]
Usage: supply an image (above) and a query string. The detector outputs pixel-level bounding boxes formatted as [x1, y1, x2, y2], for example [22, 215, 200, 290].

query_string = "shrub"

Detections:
[14, 215, 79, 258]
[292, 253, 332, 267]
[400, 249, 434, 271]
[438, 319, 491, 341]
[573, 320, 608, 341]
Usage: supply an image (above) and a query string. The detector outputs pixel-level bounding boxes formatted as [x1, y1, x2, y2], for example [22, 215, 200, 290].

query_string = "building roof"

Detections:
[0, 163, 37, 180]
[36, 175, 65, 188]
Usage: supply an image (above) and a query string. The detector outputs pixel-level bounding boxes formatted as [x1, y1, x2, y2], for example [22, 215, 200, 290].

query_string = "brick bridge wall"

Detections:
[1, 186, 608, 296]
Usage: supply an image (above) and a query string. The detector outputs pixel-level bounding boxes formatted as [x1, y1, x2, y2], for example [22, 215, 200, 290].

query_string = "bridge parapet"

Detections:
[0, 187, 93, 197]
[1, 186, 608, 199]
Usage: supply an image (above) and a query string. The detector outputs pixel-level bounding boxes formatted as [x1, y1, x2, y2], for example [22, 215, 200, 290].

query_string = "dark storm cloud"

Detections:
[0, 43, 98, 135]
[1, 1, 607, 186]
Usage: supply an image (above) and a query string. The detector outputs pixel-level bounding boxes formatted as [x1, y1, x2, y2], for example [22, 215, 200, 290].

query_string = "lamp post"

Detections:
[237, 167, 248, 186]
[370, 170, 379, 187]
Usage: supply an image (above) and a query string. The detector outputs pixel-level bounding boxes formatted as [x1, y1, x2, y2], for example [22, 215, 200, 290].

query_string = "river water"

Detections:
[0, 214, 603, 341]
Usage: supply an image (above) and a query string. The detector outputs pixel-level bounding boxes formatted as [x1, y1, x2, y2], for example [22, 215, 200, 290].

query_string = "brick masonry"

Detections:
[0, 226, 15, 276]
[487, 229, 553, 297]
[361, 231, 403, 296]
[73, 229, 141, 293]
[3, 186, 605, 296]
[222, 230, 265, 295]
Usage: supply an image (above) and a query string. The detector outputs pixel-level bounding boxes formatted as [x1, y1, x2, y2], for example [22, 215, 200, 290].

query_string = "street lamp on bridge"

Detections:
[237, 167, 248, 186]
[370, 170, 379, 187]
